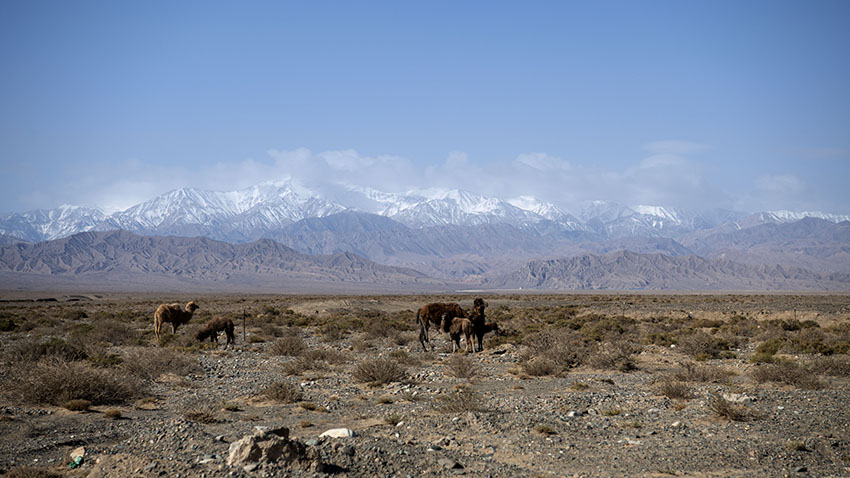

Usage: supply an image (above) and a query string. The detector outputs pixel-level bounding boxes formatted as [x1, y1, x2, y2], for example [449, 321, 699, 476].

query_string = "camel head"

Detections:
[186, 301, 200, 313]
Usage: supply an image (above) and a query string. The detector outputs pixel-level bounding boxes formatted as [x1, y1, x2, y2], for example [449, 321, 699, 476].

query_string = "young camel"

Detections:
[441, 313, 475, 353]
[153, 301, 199, 340]
[196, 317, 235, 347]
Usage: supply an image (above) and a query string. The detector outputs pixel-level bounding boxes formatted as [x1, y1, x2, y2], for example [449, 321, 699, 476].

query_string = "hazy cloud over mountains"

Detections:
[12, 142, 838, 217]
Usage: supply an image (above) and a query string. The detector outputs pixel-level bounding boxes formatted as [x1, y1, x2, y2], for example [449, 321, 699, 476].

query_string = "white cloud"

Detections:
[755, 174, 804, 194]
[13, 140, 841, 216]
[514, 152, 571, 171]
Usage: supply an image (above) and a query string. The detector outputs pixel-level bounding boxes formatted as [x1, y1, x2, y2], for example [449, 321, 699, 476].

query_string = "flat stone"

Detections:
[320, 428, 354, 438]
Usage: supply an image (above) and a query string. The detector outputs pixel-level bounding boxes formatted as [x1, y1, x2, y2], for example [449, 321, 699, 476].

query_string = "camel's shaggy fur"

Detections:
[153, 301, 199, 340]
[417, 302, 467, 352]
[474, 322, 499, 351]
[442, 314, 474, 353]
[195, 317, 235, 347]
[468, 299, 489, 352]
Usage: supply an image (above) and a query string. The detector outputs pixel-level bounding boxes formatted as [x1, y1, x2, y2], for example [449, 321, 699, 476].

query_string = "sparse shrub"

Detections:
[520, 357, 559, 377]
[0, 318, 16, 331]
[445, 355, 478, 379]
[534, 424, 557, 435]
[376, 396, 393, 404]
[708, 396, 754, 422]
[71, 319, 139, 346]
[580, 316, 638, 342]
[391, 331, 415, 346]
[384, 414, 403, 426]
[64, 399, 92, 411]
[223, 402, 241, 412]
[749, 351, 779, 364]
[678, 331, 734, 360]
[434, 386, 485, 413]
[601, 408, 621, 416]
[569, 382, 589, 391]
[120, 347, 199, 381]
[525, 328, 593, 369]
[300, 420, 314, 428]
[298, 401, 318, 410]
[5, 337, 88, 363]
[183, 401, 221, 423]
[269, 335, 307, 357]
[7, 360, 141, 406]
[104, 409, 122, 419]
[62, 309, 89, 320]
[654, 379, 694, 400]
[351, 336, 372, 352]
[693, 318, 724, 329]
[388, 349, 419, 366]
[247, 334, 268, 343]
[587, 340, 640, 372]
[319, 324, 345, 342]
[788, 441, 810, 452]
[809, 355, 850, 377]
[673, 362, 732, 383]
[282, 356, 325, 376]
[261, 381, 303, 403]
[750, 361, 824, 390]
[352, 358, 406, 385]
[645, 332, 677, 347]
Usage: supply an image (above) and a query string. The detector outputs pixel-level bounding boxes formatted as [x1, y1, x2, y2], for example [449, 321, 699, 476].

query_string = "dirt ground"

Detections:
[0, 293, 849, 477]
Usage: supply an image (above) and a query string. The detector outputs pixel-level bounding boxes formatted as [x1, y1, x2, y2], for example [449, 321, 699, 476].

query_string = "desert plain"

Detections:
[0, 292, 849, 477]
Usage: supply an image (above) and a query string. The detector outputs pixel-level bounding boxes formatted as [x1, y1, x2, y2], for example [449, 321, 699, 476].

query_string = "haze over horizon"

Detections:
[2, 1, 848, 216]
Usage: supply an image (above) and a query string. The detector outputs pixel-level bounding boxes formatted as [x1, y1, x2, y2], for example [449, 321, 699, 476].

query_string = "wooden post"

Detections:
[243, 309, 247, 343]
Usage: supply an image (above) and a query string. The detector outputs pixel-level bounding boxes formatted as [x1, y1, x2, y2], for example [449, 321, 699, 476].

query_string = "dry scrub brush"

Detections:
[4, 359, 142, 406]
[672, 362, 733, 383]
[750, 361, 825, 390]
[351, 358, 407, 385]
[268, 335, 307, 356]
[708, 396, 759, 422]
[434, 386, 486, 413]
[261, 381, 303, 403]
[120, 347, 200, 381]
[444, 355, 478, 379]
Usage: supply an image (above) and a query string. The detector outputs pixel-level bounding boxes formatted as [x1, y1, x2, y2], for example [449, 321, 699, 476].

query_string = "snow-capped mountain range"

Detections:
[1, 180, 848, 244]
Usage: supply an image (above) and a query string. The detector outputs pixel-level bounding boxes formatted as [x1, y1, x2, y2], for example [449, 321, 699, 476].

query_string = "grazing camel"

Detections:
[442, 313, 475, 353]
[196, 317, 235, 347]
[416, 302, 466, 352]
[153, 301, 199, 340]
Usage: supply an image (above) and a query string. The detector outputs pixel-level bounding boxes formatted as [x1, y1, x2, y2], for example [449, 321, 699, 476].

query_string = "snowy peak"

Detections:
[0, 180, 847, 243]
[764, 210, 850, 224]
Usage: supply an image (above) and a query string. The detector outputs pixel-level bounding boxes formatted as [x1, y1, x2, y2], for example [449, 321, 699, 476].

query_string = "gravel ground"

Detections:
[1, 294, 849, 477]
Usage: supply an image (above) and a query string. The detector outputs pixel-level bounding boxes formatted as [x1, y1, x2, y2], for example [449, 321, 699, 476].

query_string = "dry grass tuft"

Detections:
[534, 424, 558, 435]
[63, 399, 92, 411]
[654, 379, 694, 400]
[352, 358, 406, 385]
[672, 362, 732, 383]
[5, 360, 141, 406]
[445, 355, 478, 379]
[708, 396, 755, 422]
[268, 336, 307, 356]
[261, 381, 303, 403]
[183, 401, 221, 423]
[434, 386, 485, 413]
[750, 361, 825, 390]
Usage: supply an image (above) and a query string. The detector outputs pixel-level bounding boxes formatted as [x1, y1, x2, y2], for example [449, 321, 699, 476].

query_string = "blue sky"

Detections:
[1, 0, 848, 214]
